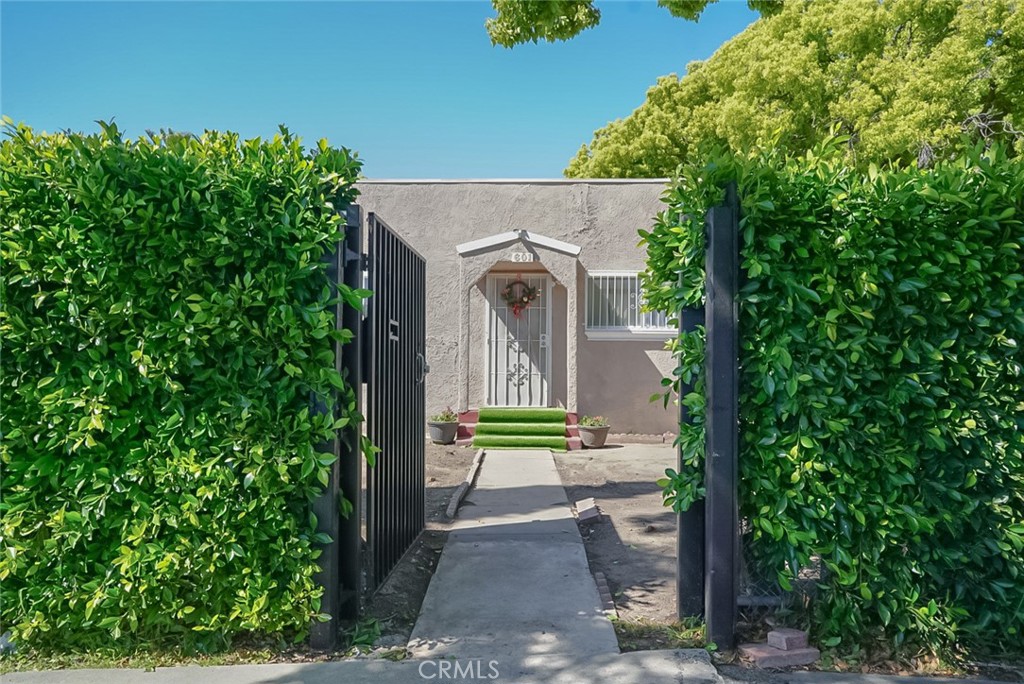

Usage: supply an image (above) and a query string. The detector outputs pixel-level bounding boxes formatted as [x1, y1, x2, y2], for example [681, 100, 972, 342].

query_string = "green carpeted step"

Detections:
[472, 435, 568, 451]
[475, 422, 566, 437]
[474, 407, 568, 451]
[477, 407, 566, 423]
[471, 444, 568, 451]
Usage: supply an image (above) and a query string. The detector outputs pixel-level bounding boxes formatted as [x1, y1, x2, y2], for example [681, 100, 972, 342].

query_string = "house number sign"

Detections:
[511, 253, 537, 262]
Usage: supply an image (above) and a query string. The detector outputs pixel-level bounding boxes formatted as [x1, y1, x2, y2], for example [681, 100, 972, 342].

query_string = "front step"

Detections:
[474, 435, 569, 449]
[459, 435, 583, 450]
[477, 422, 566, 436]
[464, 407, 581, 451]
[458, 408, 582, 449]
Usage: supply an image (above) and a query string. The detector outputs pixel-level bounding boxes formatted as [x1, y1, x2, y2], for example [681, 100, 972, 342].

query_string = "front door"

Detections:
[486, 274, 550, 406]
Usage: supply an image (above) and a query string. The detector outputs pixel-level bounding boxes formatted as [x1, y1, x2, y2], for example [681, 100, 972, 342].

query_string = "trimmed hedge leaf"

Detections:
[648, 137, 1024, 651]
[0, 121, 363, 651]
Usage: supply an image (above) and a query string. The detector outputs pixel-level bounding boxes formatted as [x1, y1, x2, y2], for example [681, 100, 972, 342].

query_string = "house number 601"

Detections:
[511, 253, 537, 262]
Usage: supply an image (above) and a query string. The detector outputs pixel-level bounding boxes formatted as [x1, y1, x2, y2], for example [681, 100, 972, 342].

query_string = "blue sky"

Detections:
[1, 1, 757, 177]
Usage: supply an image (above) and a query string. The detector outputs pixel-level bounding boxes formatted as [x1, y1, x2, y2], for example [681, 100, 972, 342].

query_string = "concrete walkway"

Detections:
[407, 449, 620, 660]
[1, 650, 720, 684]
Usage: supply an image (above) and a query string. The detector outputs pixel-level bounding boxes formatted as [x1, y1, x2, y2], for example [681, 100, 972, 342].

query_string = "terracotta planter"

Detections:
[428, 421, 458, 445]
[578, 425, 610, 448]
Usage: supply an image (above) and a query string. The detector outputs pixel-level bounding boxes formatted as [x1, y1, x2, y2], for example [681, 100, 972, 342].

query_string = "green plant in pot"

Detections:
[577, 415, 610, 448]
[428, 407, 459, 445]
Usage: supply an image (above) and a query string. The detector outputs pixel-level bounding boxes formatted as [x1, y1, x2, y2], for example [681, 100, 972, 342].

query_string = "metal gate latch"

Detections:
[416, 353, 429, 384]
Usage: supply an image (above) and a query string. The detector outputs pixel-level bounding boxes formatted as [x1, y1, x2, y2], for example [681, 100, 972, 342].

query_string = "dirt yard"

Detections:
[553, 444, 678, 625]
[363, 441, 476, 644]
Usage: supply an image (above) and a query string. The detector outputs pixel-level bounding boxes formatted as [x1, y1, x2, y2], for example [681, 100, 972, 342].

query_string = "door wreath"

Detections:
[501, 277, 540, 318]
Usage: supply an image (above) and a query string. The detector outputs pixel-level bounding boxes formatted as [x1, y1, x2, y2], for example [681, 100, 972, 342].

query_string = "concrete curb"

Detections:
[593, 571, 617, 618]
[445, 448, 485, 519]
[609, 432, 677, 444]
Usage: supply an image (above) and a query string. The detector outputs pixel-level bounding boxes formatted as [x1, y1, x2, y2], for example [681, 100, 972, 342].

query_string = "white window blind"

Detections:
[585, 272, 672, 332]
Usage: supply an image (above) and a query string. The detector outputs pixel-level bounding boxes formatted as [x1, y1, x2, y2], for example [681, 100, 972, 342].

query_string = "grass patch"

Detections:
[0, 620, 390, 674]
[611, 617, 707, 653]
[0, 645, 281, 674]
[806, 641, 1024, 681]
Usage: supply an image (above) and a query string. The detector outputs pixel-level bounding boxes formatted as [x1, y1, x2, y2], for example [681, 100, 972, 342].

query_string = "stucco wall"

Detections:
[354, 180, 677, 435]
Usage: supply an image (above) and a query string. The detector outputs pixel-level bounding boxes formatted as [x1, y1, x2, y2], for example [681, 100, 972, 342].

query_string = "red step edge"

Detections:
[456, 408, 583, 448]
[458, 436, 583, 450]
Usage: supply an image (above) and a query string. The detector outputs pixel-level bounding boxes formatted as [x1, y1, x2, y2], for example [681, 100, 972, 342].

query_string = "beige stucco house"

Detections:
[355, 179, 676, 437]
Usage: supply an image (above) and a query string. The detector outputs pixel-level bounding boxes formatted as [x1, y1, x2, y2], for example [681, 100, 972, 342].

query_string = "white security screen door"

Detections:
[486, 274, 551, 406]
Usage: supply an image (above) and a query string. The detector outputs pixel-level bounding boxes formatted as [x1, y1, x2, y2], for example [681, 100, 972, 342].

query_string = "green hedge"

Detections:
[0, 121, 364, 651]
[646, 139, 1024, 651]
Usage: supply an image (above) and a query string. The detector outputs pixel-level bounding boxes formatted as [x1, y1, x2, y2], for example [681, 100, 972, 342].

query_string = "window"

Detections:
[585, 272, 673, 340]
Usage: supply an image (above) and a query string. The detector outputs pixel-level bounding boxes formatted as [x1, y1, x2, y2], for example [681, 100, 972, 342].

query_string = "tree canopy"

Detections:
[500, 0, 1023, 177]
[485, 0, 779, 47]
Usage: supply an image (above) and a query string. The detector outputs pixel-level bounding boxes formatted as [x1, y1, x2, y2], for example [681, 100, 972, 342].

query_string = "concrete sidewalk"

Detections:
[0, 650, 720, 684]
[407, 449, 620, 660]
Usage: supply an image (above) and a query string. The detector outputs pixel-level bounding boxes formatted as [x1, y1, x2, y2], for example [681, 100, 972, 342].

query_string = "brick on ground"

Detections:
[767, 628, 809, 651]
[575, 498, 601, 523]
[739, 642, 820, 668]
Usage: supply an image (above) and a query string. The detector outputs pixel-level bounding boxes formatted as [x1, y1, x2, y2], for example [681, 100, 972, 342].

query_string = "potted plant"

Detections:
[428, 407, 459, 445]
[577, 415, 611, 448]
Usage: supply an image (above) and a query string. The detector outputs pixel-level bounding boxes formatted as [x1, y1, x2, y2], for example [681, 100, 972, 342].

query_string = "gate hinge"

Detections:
[342, 246, 364, 268]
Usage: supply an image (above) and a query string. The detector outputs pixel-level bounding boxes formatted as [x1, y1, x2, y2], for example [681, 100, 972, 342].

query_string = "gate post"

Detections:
[677, 304, 705, 619]
[337, 205, 364, 620]
[310, 205, 364, 649]
[310, 216, 345, 650]
[704, 182, 740, 649]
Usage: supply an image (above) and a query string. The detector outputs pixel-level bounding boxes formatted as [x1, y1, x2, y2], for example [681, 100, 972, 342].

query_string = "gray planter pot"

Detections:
[428, 421, 458, 445]
[578, 425, 610, 448]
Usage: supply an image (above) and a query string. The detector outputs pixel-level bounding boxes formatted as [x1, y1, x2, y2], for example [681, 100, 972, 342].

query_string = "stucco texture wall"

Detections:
[354, 181, 677, 435]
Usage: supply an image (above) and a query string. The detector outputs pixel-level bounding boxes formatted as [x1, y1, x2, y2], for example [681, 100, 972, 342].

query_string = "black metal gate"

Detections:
[310, 206, 427, 649]
[365, 212, 427, 588]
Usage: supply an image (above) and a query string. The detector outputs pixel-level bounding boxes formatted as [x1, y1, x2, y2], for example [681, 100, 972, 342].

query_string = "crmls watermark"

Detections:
[418, 659, 500, 680]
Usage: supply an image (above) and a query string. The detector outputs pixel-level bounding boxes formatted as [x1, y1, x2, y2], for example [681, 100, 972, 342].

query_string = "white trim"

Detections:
[482, 277, 490, 406]
[587, 269, 646, 277]
[521, 231, 582, 257]
[546, 276, 553, 406]
[456, 229, 581, 257]
[585, 329, 676, 341]
[358, 178, 669, 185]
[456, 231, 520, 256]
[483, 277, 491, 407]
